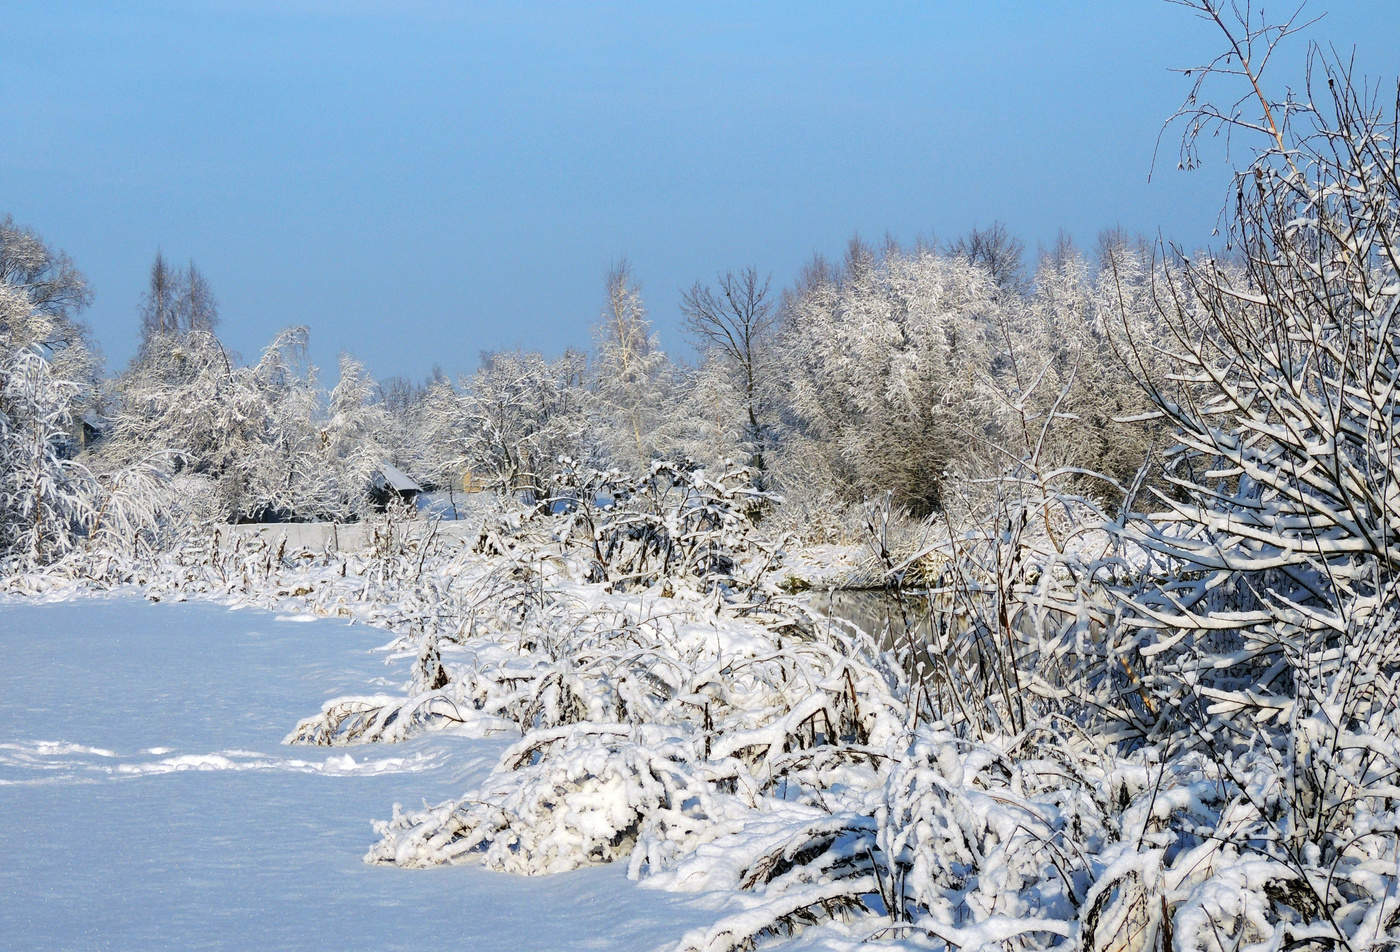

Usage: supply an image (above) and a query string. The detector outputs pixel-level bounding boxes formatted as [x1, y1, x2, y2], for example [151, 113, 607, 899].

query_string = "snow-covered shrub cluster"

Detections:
[257, 482, 905, 904]
[358, 587, 906, 879]
[546, 458, 778, 591]
[1097, 14, 1400, 944]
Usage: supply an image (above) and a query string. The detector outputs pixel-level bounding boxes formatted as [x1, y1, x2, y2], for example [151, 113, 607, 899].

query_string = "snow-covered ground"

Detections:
[0, 597, 716, 952]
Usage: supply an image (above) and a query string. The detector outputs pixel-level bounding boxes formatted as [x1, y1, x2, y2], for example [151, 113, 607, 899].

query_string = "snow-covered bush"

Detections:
[549, 458, 777, 592]
[360, 582, 907, 877]
[1095, 5, 1400, 946]
[0, 349, 96, 568]
[367, 725, 725, 874]
[268, 489, 911, 899]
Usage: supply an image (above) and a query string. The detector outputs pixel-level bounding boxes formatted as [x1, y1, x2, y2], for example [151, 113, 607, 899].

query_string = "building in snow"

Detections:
[370, 462, 422, 509]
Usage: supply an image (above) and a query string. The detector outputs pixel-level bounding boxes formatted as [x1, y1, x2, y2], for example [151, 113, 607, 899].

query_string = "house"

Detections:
[60, 411, 105, 458]
[370, 462, 422, 509]
[81, 412, 108, 449]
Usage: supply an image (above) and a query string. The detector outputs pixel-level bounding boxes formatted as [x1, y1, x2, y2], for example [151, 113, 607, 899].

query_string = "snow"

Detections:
[0, 597, 716, 952]
[776, 542, 866, 588]
[414, 489, 498, 521]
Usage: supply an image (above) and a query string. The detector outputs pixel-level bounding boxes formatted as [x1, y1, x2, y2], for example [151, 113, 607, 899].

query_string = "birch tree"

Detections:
[680, 267, 776, 479]
[592, 262, 675, 473]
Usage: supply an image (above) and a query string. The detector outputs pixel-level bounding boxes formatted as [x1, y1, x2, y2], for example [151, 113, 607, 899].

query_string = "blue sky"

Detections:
[5, 1, 1397, 383]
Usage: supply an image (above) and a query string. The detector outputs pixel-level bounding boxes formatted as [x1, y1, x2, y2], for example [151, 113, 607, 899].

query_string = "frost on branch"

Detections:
[367, 726, 727, 874]
[1102, 4, 1400, 946]
[0, 349, 95, 568]
[359, 575, 907, 879]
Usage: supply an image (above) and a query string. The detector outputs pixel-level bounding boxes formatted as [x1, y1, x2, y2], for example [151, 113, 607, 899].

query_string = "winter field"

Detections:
[0, 597, 718, 952]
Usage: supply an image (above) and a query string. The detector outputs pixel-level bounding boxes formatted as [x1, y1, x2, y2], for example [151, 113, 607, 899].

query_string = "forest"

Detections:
[3, 4, 1399, 951]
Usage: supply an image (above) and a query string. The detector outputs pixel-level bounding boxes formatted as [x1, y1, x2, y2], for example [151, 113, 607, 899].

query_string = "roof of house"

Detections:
[376, 462, 422, 493]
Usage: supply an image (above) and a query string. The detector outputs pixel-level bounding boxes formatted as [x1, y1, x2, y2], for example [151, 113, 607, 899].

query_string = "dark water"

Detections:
[804, 588, 935, 651]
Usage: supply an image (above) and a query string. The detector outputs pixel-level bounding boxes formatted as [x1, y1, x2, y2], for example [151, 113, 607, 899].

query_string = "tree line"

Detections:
[4, 213, 1181, 539]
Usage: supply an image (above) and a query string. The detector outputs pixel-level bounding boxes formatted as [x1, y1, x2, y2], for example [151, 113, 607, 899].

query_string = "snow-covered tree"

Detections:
[1, 221, 170, 571]
[672, 356, 748, 470]
[776, 245, 1003, 514]
[993, 236, 1172, 490]
[241, 326, 322, 520]
[316, 354, 390, 520]
[412, 375, 467, 494]
[460, 349, 592, 501]
[0, 349, 95, 567]
[592, 262, 677, 473]
[0, 224, 97, 568]
[105, 321, 394, 522]
[104, 327, 253, 516]
[374, 373, 431, 477]
[0, 215, 97, 389]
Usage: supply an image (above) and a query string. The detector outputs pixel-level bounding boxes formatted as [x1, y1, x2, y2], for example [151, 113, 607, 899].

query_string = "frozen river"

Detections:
[0, 597, 712, 951]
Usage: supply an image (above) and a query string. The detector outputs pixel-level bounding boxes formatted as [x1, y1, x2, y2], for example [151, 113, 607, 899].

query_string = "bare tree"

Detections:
[139, 254, 218, 353]
[947, 222, 1026, 294]
[139, 252, 176, 344]
[176, 260, 218, 334]
[680, 267, 776, 475]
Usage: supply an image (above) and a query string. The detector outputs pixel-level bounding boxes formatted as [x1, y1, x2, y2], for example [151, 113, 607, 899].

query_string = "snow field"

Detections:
[0, 598, 718, 952]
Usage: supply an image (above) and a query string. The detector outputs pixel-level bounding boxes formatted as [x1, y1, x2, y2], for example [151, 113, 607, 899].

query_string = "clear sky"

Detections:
[5, 1, 1397, 383]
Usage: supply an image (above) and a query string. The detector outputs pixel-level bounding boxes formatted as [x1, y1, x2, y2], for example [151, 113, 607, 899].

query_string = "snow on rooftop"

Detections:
[376, 462, 421, 493]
